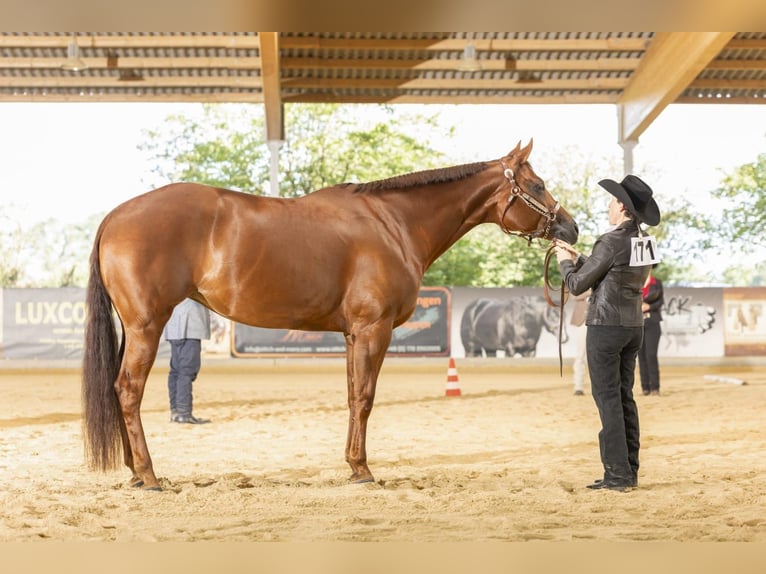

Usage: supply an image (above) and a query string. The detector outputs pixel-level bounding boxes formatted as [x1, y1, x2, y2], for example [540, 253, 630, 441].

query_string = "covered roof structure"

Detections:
[1, 31, 764, 146]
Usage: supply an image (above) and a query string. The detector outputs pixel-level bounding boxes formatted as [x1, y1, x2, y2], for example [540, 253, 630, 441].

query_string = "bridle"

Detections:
[499, 160, 560, 245]
[498, 159, 568, 375]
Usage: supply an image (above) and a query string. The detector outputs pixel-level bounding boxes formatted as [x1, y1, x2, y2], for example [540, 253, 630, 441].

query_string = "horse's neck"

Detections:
[392, 171, 499, 271]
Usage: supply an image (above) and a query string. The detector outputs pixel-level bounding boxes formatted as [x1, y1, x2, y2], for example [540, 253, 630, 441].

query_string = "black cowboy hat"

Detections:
[598, 174, 661, 226]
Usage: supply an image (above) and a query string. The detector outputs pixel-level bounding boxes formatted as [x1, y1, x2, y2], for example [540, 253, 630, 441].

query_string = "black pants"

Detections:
[638, 321, 662, 393]
[168, 339, 201, 416]
[586, 325, 643, 482]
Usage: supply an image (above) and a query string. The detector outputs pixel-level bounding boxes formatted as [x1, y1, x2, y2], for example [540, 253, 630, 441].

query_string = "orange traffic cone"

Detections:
[445, 357, 462, 397]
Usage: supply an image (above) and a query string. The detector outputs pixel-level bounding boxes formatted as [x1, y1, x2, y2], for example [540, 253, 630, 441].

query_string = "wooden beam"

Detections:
[7, 33, 764, 53]
[0, 54, 640, 74]
[4, 54, 760, 74]
[723, 38, 766, 50]
[0, 90, 618, 105]
[0, 34, 260, 49]
[0, 56, 262, 70]
[281, 77, 628, 91]
[0, 76, 262, 89]
[259, 31, 283, 142]
[280, 56, 641, 72]
[0, 93, 264, 103]
[690, 78, 766, 90]
[706, 58, 766, 71]
[282, 93, 619, 105]
[279, 37, 651, 52]
[676, 95, 766, 104]
[0, 33, 759, 54]
[617, 32, 736, 142]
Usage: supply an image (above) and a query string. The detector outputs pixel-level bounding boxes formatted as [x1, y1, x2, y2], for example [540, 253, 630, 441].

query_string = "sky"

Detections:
[1, 101, 765, 271]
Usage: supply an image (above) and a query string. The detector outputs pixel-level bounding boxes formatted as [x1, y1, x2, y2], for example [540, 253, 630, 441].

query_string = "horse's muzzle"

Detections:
[552, 218, 579, 245]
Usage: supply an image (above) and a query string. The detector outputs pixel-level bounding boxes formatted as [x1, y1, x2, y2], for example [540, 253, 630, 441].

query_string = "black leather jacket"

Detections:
[559, 221, 651, 328]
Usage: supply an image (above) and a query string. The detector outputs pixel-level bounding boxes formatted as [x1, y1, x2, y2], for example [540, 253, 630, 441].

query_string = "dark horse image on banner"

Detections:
[461, 296, 566, 358]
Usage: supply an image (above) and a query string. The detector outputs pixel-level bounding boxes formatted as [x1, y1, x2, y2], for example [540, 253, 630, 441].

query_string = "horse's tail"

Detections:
[82, 222, 124, 471]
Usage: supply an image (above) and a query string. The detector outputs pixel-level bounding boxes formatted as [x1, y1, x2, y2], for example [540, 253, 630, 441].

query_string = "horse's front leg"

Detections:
[343, 323, 392, 483]
[115, 334, 161, 490]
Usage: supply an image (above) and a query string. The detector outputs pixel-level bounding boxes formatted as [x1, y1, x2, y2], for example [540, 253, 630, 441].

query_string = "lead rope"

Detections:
[543, 244, 568, 376]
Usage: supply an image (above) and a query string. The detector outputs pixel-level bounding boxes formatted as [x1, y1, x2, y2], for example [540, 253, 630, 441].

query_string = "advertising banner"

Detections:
[451, 287, 565, 359]
[1, 288, 86, 359]
[0, 286, 761, 360]
[723, 287, 766, 356]
[232, 287, 451, 357]
[451, 286, 725, 359]
[660, 287, 722, 357]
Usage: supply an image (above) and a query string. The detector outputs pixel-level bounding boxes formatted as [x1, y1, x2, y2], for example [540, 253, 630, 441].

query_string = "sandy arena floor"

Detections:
[0, 358, 764, 546]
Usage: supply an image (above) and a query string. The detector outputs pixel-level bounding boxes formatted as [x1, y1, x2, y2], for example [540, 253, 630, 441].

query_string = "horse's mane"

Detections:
[353, 161, 489, 193]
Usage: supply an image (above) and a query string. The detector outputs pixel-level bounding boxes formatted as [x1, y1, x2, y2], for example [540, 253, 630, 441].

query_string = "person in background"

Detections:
[553, 174, 661, 492]
[639, 265, 664, 396]
[163, 298, 211, 424]
[570, 289, 591, 396]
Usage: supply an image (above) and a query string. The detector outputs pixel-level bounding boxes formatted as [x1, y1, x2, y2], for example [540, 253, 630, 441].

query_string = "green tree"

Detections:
[540, 145, 727, 287]
[278, 104, 449, 196]
[141, 104, 269, 191]
[722, 261, 766, 286]
[0, 210, 26, 286]
[712, 151, 766, 249]
[35, 214, 103, 287]
[0, 209, 99, 288]
[140, 103, 449, 196]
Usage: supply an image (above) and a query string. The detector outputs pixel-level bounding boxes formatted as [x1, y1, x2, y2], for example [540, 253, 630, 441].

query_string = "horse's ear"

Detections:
[507, 141, 522, 157]
[518, 139, 534, 164]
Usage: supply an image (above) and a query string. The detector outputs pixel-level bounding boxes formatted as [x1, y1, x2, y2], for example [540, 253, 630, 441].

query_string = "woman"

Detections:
[639, 266, 664, 396]
[554, 175, 660, 492]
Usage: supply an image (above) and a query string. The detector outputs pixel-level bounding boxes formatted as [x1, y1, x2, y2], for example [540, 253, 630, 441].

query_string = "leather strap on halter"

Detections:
[543, 244, 569, 377]
[499, 161, 561, 245]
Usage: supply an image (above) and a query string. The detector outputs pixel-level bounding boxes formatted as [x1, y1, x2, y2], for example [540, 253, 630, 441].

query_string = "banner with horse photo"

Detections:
[452, 287, 566, 359]
[451, 286, 726, 359]
[231, 287, 451, 357]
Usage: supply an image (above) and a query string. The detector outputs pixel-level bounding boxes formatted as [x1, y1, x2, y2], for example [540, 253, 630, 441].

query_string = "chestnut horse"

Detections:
[82, 140, 578, 490]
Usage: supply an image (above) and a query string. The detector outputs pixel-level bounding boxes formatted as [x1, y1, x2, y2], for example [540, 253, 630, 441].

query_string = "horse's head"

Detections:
[494, 140, 579, 245]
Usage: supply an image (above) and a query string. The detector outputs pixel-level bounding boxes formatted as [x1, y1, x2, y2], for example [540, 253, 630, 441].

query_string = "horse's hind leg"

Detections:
[116, 416, 139, 486]
[115, 329, 163, 490]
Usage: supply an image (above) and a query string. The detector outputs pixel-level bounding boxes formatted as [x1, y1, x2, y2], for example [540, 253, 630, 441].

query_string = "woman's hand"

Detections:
[553, 239, 578, 263]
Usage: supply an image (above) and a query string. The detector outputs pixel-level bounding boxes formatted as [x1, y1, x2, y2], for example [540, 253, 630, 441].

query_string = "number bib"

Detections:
[630, 235, 660, 267]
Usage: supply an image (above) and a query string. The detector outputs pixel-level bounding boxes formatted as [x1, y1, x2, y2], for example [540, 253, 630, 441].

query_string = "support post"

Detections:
[267, 139, 283, 196]
[619, 139, 638, 177]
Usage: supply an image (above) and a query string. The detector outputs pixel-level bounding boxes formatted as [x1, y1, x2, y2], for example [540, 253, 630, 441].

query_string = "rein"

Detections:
[543, 244, 569, 377]
[498, 162, 560, 245]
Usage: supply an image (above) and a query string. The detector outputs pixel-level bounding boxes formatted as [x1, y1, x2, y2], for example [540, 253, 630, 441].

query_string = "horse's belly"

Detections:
[205, 285, 346, 332]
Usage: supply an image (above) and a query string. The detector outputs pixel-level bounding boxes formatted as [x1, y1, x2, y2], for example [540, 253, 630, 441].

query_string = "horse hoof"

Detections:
[349, 474, 375, 484]
[131, 480, 144, 488]
[142, 486, 163, 492]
